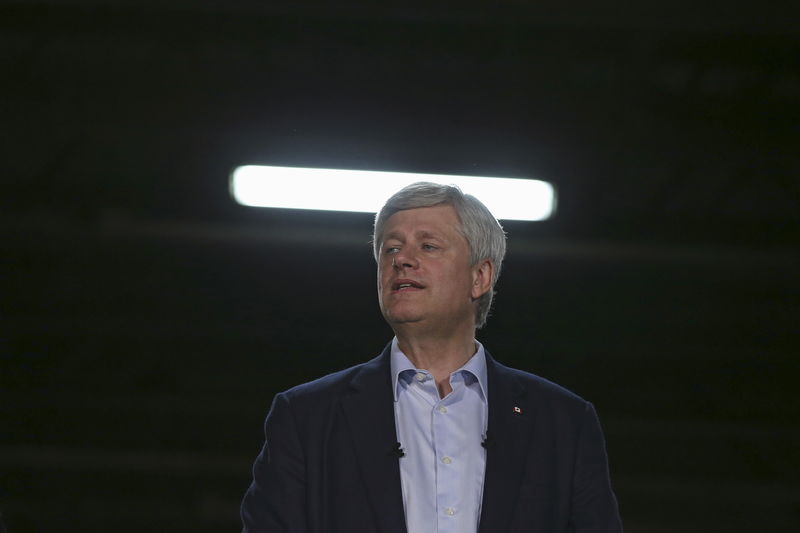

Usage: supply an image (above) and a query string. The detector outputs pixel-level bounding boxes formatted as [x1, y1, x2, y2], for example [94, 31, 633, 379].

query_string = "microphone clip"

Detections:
[390, 442, 405, 458]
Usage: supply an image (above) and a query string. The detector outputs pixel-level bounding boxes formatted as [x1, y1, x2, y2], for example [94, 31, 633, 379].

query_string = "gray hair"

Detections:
[373, 181, 506, 328]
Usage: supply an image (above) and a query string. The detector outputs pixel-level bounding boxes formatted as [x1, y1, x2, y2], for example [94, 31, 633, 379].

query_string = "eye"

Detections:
[422, 243, 437, 250]
[384, 246, 400, 254]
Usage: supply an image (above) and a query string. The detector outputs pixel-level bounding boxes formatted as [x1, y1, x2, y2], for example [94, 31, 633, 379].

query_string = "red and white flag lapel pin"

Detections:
[513, 406, 522, 414]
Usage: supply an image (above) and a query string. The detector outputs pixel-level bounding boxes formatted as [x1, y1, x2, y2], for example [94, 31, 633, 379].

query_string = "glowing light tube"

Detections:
[230, 165, 556, 221]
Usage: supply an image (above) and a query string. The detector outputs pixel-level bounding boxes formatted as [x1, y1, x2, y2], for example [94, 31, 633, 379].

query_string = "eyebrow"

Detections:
[418, 230, 443, 240]
[383, 230, 443, 242]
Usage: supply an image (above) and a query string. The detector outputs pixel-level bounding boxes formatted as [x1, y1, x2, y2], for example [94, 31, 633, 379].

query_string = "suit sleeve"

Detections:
[241, 392, 308, 533]
[568, 402, 624, 533]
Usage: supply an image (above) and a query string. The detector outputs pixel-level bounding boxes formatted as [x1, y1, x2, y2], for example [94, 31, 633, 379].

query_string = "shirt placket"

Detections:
[433, 372, 463, 533]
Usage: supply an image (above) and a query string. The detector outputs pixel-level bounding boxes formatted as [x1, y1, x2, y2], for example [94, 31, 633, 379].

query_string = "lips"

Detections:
[392, 279, 425, 291]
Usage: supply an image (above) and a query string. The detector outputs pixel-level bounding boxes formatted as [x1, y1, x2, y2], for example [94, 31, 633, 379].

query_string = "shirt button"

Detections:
[415, 372, 426, 381]
[437, 406, 448, 413]
[445, 507, 456, 516]
[442, 456, 452, 464]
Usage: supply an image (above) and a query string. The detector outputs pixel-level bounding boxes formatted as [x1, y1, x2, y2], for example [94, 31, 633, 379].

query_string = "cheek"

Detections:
[377, 267, 391, 288]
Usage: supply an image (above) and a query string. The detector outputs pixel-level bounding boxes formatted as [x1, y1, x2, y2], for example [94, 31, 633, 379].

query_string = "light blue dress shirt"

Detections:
[390, 337, 489, 533]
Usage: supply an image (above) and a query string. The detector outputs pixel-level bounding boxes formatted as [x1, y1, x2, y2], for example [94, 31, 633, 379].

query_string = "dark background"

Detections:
[1, 1, 799, 531]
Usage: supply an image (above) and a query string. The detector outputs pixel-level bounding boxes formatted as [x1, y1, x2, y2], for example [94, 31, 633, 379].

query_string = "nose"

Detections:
[392, 250, 418, 270]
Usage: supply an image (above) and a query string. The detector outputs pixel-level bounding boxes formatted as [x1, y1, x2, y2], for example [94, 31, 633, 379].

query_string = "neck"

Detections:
[394, 325, 477, 398]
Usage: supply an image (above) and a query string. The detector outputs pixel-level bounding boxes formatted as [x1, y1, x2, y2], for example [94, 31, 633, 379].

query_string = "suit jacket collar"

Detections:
[340, 345, 534, 533]
[340, 344, 408, 533]
[478, 350, 536, 533]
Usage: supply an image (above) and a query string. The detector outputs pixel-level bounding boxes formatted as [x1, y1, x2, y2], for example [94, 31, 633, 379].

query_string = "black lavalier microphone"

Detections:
[481, 431, 492, 449]
[390, 442, 405, 458]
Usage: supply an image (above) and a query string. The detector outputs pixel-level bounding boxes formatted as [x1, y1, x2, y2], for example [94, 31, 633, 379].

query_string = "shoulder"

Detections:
[488, 354, 589, 410]
[509, 364, 583, 400]
[262, 350, 390, 441]
[488, 358, 602, 438]
[278, 350, 388, 407]
[283, 363, 360, 399]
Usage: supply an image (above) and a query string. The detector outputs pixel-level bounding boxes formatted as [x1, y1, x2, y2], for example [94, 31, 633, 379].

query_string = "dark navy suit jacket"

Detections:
[241, 345, 623, 533]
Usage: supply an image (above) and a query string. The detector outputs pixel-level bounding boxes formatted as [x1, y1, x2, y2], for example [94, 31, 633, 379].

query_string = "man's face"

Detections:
[377, 204, 488, 332]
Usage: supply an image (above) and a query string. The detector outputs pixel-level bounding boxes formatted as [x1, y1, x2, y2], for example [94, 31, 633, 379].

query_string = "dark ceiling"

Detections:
[3, 0, 799, 248]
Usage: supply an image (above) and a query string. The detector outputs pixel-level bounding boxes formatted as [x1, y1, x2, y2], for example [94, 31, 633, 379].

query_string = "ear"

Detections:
[471, 259, 494, 300]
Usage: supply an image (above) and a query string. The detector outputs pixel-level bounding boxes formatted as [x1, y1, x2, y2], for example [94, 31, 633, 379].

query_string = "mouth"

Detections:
[392, 279, 425, 292]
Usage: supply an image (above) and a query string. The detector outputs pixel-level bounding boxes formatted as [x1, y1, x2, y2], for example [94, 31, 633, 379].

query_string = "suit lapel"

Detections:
[340, 347, 407, 533]
[478, 352, 537, 533]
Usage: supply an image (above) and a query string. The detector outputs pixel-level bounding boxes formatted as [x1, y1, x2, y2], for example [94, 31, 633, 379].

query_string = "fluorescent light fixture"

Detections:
[230, 165, 556, 221]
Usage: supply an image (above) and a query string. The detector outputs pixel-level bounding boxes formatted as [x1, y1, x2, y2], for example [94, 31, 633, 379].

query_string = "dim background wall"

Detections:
[1, 1, 798, 531]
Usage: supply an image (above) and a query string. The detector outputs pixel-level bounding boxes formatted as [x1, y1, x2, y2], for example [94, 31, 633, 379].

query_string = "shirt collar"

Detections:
[390, 337, 488, 402]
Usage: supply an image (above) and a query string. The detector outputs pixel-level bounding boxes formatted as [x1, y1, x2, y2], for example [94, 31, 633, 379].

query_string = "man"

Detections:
[241, 182, 623, 533]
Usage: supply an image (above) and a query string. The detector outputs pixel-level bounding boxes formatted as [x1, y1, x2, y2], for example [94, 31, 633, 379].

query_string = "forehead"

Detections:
[381, 205, 462, 240]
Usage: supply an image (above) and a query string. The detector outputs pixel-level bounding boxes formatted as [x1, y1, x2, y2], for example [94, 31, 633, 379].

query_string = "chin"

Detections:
[383, 307, 424, 325]
[387, 312, 423, 324]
